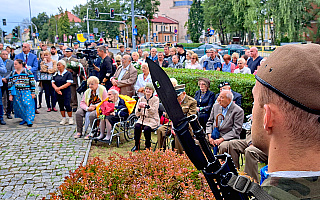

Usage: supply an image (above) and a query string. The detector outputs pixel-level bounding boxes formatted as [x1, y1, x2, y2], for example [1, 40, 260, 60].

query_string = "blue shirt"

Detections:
[148, 55, 158, 62]
[222, 62, 231, 72]
[220, 101, 232, 126]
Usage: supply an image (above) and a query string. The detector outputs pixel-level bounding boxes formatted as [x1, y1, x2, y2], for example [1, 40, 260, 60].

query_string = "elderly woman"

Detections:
[134, 63, 153, 98]
[95, 89, 128, 143]
[131, 52, 141, 69]
[167, 47, 177, 65]
[8, 59, 35, 127]
[140, 51, 149, 63]
[52, 60, 73, 125]
[194, 78, 215, 128]
[40, 50, 57, 112]
[75, 76, 107, 139]
[185, 53, 202, 69]
[131, 83, 160, 151]
[231, 52, 239, 68]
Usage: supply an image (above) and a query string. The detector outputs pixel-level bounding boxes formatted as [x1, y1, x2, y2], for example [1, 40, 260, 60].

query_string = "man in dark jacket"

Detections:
[215, 81, 242, 107]
[95, 46, 114, 90]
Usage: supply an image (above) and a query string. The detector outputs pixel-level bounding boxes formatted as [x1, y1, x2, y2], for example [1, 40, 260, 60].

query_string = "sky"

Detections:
[1, 0, 87, 33]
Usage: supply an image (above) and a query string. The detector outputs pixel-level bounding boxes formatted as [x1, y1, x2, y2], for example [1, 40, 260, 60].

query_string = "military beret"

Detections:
[255, 44, 320, 115]
[65, 48, 73, 52]
[119, 45, 125, 48]
[174, 84, 185, 96]
[218, 81, 231, 89]
[73, 42, 79, 45]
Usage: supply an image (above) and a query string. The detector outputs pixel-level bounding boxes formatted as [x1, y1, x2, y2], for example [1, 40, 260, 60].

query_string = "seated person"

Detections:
[75, 76, 107, 139]
[215, 81, 242, 107]
[131, 83, 160, 151]
[134, 63, 153, 98]
[94, 89, 129, 143]
[111, 55, 138, 97]
[168, 55, 184, 69]
[220, 131, 268, 182]
[234, 58, 251, 74]
[157, 83, 197, 154]
[206, 90, 244, 153]
[194, 78, 215, 129]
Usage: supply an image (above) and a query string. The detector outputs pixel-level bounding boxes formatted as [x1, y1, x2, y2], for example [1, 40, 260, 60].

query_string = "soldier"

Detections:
[252, 44, 320, 199]
[157, 84, 197, 154]
[62, 48, 87, 112]
[73, 42, 80, 55]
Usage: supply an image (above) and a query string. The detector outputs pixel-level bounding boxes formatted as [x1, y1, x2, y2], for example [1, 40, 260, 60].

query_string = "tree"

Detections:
[31, 12, 49, 41]
[187, 0, 204, 43]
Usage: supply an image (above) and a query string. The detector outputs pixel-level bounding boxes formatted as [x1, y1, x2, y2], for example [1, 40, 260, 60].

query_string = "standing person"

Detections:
[148, 48, 158, 62]
[52, 60, 73, 125]
[203, 49, 221, 71]
[252, 44, 320, 198]
[40, 50, 57, 112]
[194, 78, 215, 128]
[50, 46, 59, 61]
[37, 43, 48, 59]
[62, 48, 85, 112]
[163, 45, 171, 59]
[57, 43, 64, 56]
[168, 55, 184, 69]
[199, 50, 211, 68]
[117, 45, 126, 56]
[73, 42, 80, 55]
[234, 58, 251, 74]
[8, 59, 35, 127]
[131, 83, 160, 151]
[185, 54, 202, 69]
[15, 43, 39, 114]
[155, 52, 169, 68]
[0, 43, 3, 54]
[176, 44, 186, 63]
[94, 46, 114, 90]
[111, 55, 138, 97]
[134, 63, 153, 98]
[138, 49, 143, 59]
[0, 50, 14, 119]
[9, 47, 16, 60]
[222, 54, 235, 73]
[167, 47, 177, 65]
[0, 57, 7, 124]
[247, 47, 263, 74]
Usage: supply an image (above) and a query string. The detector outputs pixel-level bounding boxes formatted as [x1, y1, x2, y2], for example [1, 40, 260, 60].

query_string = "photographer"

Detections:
[131, 83, 160, 151]
[94, 46, 113, 90]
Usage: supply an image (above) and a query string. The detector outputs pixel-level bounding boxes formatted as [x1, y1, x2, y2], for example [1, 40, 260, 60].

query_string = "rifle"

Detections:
[146, 58, 273, 200]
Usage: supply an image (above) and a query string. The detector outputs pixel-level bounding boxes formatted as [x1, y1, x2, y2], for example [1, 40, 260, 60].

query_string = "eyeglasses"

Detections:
[22, 46, 27, 48]
[191, 58, 196, 60]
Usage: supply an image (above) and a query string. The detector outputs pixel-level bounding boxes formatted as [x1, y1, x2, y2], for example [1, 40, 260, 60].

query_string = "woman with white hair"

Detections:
[75, 76, 107, 139]
[134, 63, 153, 98]
[131, 83, 160, 151]
[52, 60, 74, 125]
[95, 89, 129, 143]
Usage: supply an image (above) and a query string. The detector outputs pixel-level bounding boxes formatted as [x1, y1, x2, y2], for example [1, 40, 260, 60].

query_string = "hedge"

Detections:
[150, 68, 256, 116]
[177, 43, 202, 49]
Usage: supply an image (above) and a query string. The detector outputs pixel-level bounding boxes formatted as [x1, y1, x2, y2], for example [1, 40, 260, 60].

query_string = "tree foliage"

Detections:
[187, 0, 204, 43]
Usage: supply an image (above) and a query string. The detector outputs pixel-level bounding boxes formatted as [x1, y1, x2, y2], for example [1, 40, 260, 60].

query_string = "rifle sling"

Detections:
[227, 174, 274, 200]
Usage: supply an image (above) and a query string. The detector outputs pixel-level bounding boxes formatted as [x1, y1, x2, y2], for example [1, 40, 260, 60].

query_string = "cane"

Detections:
[212, 113, 224, 155]
[137, 101, 148, 150]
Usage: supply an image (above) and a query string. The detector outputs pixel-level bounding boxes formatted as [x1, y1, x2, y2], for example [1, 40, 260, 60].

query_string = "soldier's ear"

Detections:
[263, 104, 273, 133]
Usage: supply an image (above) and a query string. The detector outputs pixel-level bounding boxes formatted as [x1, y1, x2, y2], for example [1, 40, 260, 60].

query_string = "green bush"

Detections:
[178, 43, 202, 49]
[163, 68, 255, 116]
[51, 150, 214, 199]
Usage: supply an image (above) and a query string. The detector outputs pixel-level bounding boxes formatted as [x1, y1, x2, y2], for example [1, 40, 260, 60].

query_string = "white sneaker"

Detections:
[68, 118, 74, 125]
[60, 118, 67, 125]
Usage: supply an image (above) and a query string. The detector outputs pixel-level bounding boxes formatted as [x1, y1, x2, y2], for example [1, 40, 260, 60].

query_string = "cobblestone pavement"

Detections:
[0, 125, 90, 199]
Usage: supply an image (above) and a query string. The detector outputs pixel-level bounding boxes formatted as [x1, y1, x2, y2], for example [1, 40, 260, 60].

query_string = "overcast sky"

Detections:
[1, 0, 87, 32]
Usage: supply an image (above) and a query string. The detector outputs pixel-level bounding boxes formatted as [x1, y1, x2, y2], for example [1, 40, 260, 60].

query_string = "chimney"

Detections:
[162, 14, 166, 18]
[154, 13, 158, 18]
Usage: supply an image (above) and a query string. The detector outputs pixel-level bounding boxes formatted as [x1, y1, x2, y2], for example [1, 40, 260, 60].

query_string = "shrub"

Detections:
[51, 150, 214, 199]
[163, 68, 255, 116]
[178, 43, 202, 49]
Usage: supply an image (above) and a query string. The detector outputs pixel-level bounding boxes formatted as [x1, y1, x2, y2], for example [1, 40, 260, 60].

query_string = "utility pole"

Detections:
[28, 0, 35, 47]
[131, 0, 136, 51]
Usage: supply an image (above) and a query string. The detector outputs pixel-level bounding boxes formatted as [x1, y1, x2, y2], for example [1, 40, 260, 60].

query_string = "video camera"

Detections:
[76, 41, 98, 75]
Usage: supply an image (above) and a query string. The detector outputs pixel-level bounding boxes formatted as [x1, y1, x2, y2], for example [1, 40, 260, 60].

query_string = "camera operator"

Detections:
[94, 46, 114, 90]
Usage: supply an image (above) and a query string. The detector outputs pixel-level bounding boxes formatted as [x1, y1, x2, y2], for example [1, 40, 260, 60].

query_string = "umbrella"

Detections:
[211, 113, 224, 155]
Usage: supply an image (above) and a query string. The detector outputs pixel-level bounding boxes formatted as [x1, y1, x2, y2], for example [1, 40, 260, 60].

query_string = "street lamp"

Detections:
[28, 0, 35, 47]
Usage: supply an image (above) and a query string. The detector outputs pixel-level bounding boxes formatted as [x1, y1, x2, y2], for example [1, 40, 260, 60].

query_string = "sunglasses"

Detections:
[191, 58, 196, 60]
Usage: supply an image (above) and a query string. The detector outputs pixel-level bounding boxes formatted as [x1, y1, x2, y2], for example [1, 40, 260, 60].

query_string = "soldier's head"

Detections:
[119, 45, 125, 53]
[73, 42, 79, 49]
[252, 44, 320, 158]
[175, 84, 186, 103]
[65, 48, 73, 58]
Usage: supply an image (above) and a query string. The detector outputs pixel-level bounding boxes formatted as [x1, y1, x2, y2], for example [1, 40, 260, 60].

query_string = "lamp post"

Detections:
[28, 0, 35, 47]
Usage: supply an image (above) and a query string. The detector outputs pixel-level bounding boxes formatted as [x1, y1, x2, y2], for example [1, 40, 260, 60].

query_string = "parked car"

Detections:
[219, 44, 249, 57]
[154, 42, 164, 48]
[163, 42, 173, 47]
[191, 44, 225, 57]
[138, 42, 155, 49]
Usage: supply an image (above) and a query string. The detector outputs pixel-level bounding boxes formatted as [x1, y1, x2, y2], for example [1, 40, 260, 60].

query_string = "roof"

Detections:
[151, 16, 179, 24]
[57, 11, 81, 23]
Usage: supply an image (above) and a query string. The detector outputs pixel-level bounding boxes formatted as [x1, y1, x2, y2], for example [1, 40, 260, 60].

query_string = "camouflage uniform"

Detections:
[261, 176, 320, 199]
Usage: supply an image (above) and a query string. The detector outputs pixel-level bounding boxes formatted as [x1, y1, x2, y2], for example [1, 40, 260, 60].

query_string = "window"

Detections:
[170, 26, 172, 32]
[156, 25, 157, 31]
[174, 1, 192, 7]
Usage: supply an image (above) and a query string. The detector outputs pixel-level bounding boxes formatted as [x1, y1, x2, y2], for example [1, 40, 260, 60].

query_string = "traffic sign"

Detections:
[63, 34, 67, 42]
[133, 28, 137, 36]
[153, 33, 156, 37]
[32, 33, 36, 37]
[210, 29, 215, 35]
[93, 28, 98, 34]
[116, 35, 119, 40]
[36, 33, 39, 37]
[174, 29, 177, 34]
[69, 35, 72, 39]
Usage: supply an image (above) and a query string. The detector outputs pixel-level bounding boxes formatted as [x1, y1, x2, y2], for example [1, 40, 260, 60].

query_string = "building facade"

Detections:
[157, 0, 192, 43]
[151, 15, 179, 43]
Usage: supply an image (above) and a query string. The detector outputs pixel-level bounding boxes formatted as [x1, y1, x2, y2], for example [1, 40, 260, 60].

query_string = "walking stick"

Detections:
[137, 100, 148, 150]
